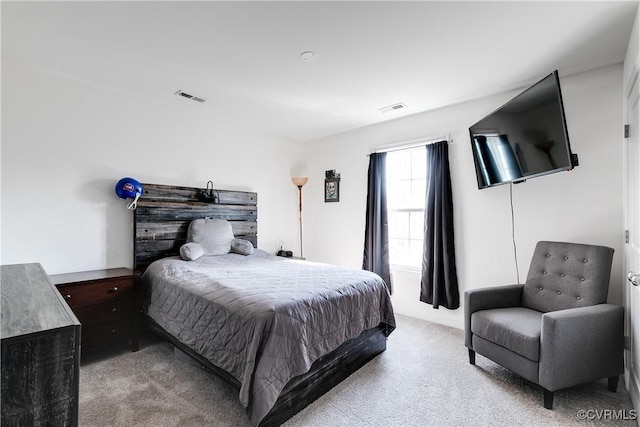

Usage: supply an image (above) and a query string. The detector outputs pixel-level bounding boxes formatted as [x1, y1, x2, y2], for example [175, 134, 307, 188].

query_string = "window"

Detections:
[386, 146, 426, 269]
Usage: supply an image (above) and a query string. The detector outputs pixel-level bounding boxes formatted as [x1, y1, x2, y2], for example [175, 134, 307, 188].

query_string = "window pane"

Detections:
[388, 238, 408, 265]
[386, 153, 401, 179]
[396, 180, 414, 208]
[387, 179, 412, 208]
[393, 150, 412, 180]
[409, 239, 423, 266]
[389, 237, 423, 266]
[409, 178, 426, 208]
[388, 211, 409, 239]
[409, 211, 424, 239]
[411, 148, 426, 179]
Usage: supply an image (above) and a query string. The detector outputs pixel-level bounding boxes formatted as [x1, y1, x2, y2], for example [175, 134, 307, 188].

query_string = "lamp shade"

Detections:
[291, 177, 308, 187]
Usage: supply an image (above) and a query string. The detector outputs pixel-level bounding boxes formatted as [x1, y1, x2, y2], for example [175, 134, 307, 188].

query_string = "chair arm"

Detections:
[539, 304, 624, 391]
[464, 284, 523, 348]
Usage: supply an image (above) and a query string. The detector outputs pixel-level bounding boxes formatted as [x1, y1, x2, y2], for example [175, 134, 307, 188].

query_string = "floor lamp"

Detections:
[291, 177, 308, 258]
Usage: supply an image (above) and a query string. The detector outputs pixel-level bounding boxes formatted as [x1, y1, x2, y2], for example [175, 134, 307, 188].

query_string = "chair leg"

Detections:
[608, 376, 619, 392]
[468, 348, 476, 365]
[543, 389, 554, 409]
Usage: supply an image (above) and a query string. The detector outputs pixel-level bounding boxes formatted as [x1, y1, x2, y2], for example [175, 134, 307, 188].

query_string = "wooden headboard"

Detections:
[133, 183, 257, 274]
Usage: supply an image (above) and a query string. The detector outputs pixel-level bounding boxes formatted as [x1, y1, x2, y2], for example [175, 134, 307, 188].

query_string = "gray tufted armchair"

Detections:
[465, 241, 624, 409]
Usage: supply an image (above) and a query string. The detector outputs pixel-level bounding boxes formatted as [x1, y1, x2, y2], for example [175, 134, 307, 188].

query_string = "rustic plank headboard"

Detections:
[133, 183, 257, 274]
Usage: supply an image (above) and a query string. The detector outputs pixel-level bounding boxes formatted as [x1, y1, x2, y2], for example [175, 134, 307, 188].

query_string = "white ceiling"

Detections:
[2, 1, 638, 143]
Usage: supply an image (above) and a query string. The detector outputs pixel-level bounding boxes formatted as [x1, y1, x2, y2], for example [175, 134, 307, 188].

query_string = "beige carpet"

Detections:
[79, 315, 637, 426]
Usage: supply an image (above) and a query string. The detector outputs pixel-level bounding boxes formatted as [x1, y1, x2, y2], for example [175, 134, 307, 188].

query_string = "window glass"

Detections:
[386, 146, 426, 268]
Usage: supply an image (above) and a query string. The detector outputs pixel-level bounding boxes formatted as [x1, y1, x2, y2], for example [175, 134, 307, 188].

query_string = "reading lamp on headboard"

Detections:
[200, 180, 219, 203]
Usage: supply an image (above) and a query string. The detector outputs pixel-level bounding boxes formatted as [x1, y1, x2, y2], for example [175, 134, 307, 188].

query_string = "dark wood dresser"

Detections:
[50, 268, 140, 354]
[1, 263, 81, 426]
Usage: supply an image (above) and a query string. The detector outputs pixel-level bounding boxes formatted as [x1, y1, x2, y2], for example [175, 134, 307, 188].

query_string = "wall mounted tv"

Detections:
[469, 70, 576, 190]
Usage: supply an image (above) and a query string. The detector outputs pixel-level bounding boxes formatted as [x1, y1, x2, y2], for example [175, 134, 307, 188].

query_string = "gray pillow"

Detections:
[230, 238, 254, 256]
[180, 242, 204, 261]
[187, 218, 234, 256]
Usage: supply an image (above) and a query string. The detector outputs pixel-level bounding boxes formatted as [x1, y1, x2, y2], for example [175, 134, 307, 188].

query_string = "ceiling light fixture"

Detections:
[300, 51, 319, 62]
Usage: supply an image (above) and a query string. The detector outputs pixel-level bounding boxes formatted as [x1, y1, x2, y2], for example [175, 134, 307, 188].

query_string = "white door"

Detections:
[624, 71, 640, 411]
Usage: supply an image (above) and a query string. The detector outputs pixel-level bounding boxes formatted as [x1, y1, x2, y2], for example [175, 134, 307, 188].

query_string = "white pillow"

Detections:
[180, 242, 204, 261]
[230, 238, 254, 256]
[187, 218, 234, 256]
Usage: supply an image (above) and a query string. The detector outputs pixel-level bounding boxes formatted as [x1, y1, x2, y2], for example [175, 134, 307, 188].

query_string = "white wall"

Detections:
[1, 60, 304, 274]
[624, 8, 639, 89]
[304, 65, 625, 329]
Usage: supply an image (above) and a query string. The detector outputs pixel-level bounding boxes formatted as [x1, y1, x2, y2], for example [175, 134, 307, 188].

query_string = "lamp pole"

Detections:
[291, 177, 308, 259]
[297, 185, 304, 259]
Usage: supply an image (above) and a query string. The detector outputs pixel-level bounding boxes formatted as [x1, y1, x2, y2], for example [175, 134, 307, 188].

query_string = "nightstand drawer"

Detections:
[57, 277, 136, 307]
[72, 298, 135, 327]
[81, 321, 133, 348]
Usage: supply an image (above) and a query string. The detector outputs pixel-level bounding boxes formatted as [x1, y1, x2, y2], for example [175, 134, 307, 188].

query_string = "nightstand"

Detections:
[50, 267, 139, 354]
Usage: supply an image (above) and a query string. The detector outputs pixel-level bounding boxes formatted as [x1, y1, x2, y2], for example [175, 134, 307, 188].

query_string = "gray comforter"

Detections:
[142, 249, 395, 425]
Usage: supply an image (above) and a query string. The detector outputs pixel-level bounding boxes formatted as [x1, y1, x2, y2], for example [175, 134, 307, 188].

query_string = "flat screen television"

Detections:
[469, 70, 575, 189]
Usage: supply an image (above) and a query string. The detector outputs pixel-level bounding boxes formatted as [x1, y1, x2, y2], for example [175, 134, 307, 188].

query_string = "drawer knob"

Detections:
[111, 329, 117, 334]
[64, 294, 71, 300]
[110, 286, 119, 292]
[111, 308, 117, 312]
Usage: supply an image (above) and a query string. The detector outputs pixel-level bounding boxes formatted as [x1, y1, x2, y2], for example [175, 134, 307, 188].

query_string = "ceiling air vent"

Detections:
[175, 90, 205, 103]
[378, 103, 407, 114]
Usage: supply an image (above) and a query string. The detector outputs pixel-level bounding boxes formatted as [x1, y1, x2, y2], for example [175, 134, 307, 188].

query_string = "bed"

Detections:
[134, 183, 395, 426]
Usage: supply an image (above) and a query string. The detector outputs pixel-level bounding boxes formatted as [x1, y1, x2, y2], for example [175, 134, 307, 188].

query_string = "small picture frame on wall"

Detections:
[325, 178, 340, 203]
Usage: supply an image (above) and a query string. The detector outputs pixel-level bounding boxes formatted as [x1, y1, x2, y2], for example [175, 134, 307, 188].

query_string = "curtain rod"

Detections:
[369, 134, 451, 155]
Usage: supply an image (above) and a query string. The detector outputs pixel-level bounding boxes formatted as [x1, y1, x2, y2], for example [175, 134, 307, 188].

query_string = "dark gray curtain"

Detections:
[363, 152, 392, 294]
[420, 141, 459, 309]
